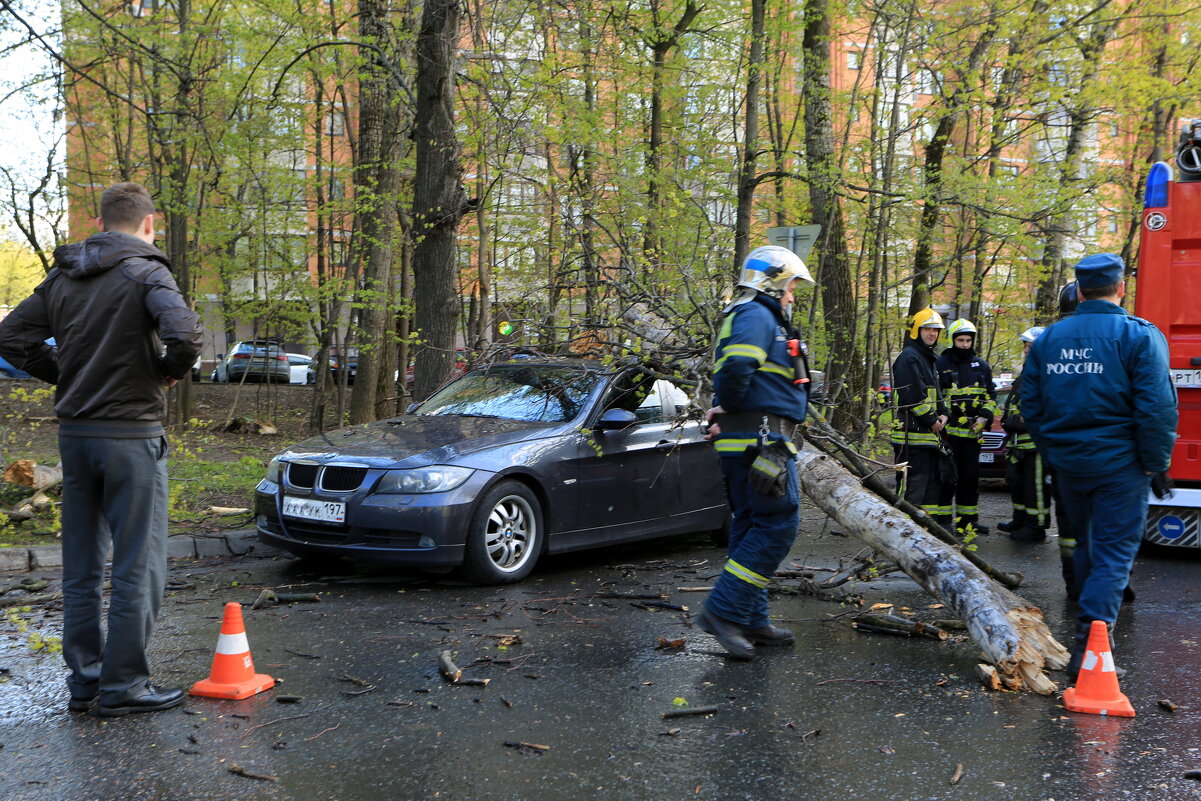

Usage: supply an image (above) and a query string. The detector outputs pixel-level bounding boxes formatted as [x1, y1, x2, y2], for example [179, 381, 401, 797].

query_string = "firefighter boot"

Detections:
[997, 519, 1022, 533]
[1061, 555, 1079, 601]
[743, 623, 795, 646]
[956, 515, 989, 536]
[1009, 525, 1046, 543]
[697, 606, 755, 660]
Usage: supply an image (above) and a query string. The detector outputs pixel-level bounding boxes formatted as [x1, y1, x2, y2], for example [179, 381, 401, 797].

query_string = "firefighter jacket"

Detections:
[711, 293, 808, 455]
[890, 335, 949, 449]
[1001, 373, 1036, 457]
[936, 346, 997, 439]
[1022, 299, 1178, 475]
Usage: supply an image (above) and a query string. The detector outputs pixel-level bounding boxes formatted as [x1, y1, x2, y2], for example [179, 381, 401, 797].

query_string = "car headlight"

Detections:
[376, 465, 474, 494]
[264, 457, 282, 484]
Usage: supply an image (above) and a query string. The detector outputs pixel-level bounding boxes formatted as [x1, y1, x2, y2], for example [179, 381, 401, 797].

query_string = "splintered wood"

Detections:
[795, 449, 1068, 694]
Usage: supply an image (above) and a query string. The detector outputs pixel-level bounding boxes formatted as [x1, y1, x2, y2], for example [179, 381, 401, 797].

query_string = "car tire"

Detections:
[460, 480, 542, 585]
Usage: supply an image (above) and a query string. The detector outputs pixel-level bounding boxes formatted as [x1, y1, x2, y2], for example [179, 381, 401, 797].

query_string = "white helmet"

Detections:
[1019, 326, 1045, 343]
[946, 318, 977, 340]
[737, 246, 815, 299]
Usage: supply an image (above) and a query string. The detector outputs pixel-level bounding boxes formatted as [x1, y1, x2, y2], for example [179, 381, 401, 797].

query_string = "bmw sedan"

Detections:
[255, 360, 729, 584]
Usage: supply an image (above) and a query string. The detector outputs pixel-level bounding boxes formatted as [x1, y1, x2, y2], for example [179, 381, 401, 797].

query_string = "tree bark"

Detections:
[732, 0, 766, 270]
[349, 0, 405, 423]
[801, 0, 861, 432]
[411, 0, 465, 400]
[796, 448, 1069, 692]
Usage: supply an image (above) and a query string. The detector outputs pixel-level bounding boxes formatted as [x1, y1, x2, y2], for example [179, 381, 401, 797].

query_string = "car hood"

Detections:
[276, 415, 561, 468]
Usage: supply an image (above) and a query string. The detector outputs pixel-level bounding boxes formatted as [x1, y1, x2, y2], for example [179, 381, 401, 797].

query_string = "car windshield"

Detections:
[236, 342, 281, 355]
[417, 365, 601, 423]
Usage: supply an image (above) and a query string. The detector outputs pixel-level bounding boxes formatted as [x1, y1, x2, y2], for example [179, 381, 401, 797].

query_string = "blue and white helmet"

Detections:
[737, 246, 815, 298]
[1020, 326, 1046, 343]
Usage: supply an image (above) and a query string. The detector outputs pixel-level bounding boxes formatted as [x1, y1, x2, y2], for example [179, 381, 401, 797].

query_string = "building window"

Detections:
[1110, 122, 1120, 138]
[846, 50, 861, 70]
[324, 111, 346, 137]
[1107, 218, 1119, 233]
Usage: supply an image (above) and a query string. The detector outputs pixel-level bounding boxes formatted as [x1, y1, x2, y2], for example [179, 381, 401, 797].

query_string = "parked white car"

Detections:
[287, 353, 314, 384]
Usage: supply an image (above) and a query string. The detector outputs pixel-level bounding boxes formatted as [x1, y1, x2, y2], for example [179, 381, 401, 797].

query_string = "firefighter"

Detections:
[934, 319, 998, 535]
[699, 245, 813, 660]
[1023, 253, 1177, 680]
[890, 309, 950, 525]
[999, 327, 1053, 543]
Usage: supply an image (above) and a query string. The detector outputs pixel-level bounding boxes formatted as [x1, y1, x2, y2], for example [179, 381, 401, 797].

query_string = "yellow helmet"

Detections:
[907, 308, 945, 339]
[737, 246, 815, 298]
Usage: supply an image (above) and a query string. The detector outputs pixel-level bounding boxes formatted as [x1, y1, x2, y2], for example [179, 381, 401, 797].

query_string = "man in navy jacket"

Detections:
[1022, 253, 1177, 679]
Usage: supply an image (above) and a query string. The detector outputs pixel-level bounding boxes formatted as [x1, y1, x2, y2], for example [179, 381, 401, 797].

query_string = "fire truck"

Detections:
[1134, 119, 1201, 547]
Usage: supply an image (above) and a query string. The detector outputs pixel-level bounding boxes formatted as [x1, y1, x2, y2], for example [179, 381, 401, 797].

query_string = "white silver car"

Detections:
[288, 353, 314, 384]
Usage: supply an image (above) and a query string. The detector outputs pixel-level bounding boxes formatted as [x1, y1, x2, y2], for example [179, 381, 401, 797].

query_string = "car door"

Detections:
[566, 374, 691, 544]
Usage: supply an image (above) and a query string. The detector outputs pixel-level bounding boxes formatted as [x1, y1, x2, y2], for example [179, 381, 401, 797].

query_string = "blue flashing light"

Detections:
[1144, 161, 1172, 208]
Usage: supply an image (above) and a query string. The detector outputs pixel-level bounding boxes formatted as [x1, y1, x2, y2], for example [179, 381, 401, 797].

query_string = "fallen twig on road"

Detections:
[228, 763, 278, 782]
[240, 713, 309, 735]
[661, 705, 719, 719]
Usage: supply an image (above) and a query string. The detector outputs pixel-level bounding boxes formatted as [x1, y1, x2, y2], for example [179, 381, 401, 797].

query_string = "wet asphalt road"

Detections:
[2, 488, 1201, 801]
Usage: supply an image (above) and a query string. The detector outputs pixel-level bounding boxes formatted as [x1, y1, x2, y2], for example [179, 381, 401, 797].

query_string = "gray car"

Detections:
[255, 359, 728, 584]
[211, 339, 292, 384]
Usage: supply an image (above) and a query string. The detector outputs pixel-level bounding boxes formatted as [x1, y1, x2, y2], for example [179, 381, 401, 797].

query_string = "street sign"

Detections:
[765, 225, 822, 261]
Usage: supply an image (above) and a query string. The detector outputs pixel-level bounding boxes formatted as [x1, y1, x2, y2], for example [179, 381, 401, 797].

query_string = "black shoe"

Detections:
[974, 524, 990, 535]
[696, 607, 755, 660]
[97, 684, 185, 717]
[1009, 526, 1046, 543]
[1123, 584, 1136, 603]
[997, 520, 1021, 533]
[743, 623, 795, 646]
[68, 696, 97, 713]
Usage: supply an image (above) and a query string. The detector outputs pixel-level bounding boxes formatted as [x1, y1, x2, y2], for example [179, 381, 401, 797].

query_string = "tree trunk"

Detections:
[796, 448, 1069, 692]
[801, 0, 861, 432]
[732, 0, 766, 270]
[349, 0, 404, 423]
[411, 0, 465, 400]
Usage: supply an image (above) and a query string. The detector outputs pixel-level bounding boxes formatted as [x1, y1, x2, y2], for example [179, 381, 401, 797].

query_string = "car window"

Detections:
[418, 365, 601, 423]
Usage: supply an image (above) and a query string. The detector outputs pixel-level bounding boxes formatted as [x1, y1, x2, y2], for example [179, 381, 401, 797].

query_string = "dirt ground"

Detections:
[0, 380, 335, 543]
[0, 378, 325, 464]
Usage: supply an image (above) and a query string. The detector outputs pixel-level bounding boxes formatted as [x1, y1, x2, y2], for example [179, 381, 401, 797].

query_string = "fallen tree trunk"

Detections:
[796, 448, 1069, 693]
[3, 460, 62, 490]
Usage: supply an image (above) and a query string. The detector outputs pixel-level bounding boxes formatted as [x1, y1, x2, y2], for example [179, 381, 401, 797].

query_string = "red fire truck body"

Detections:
[1135, 120, 1201, 547]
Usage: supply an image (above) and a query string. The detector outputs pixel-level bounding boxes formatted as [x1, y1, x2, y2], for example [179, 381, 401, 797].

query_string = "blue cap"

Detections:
[1074, 253, 1125, 289]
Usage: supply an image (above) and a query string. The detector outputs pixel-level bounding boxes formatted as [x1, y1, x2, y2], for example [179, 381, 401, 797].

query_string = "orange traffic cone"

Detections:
[1063, 620, 1134, 717]
[190, 602, 275, 700]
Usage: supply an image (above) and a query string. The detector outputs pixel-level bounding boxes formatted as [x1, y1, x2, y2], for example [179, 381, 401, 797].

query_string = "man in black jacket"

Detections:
[0, 183, 203, 716]
[935, 319, 997, 536]
[890, 308, 950, 523]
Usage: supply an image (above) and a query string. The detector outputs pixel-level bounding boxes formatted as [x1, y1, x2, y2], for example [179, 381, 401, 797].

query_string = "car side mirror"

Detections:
[596, 408, 638, 430]
[216, 353, 224, 361]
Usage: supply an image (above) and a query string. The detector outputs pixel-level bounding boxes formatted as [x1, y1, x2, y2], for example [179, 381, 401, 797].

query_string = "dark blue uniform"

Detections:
[935, 347, 996, 532]
[890, 333, 949, 522]
[1023, 299, 1177, 627]
[707, 294, 807, 629]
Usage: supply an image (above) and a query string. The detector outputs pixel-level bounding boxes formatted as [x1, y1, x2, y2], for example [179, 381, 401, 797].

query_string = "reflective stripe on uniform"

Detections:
[714, 437, 758, 454]
[724, 559, 770, 588]
[717, 343, 768, 366]
[890, 430, 940, 446]
[757, 362, 793, 379]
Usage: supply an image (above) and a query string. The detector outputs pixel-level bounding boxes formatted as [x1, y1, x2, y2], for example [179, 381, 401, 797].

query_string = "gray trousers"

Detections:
[58, 434, 169, 704]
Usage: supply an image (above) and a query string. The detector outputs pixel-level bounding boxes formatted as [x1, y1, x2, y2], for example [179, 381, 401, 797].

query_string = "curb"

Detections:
[1, 529, 276, 574]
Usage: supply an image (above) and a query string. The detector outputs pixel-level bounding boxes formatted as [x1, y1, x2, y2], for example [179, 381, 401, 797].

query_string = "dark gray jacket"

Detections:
[0, 232, 203, 437]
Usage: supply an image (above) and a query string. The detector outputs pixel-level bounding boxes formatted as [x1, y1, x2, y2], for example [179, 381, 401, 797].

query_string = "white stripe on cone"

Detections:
[216, 631, 250, 655]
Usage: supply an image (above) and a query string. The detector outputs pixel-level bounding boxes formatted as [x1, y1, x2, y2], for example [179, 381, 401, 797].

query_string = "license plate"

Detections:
[979, 453, 995, 463]
[282, 496, 346, 524]
[1172, 369, 1201, 388]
